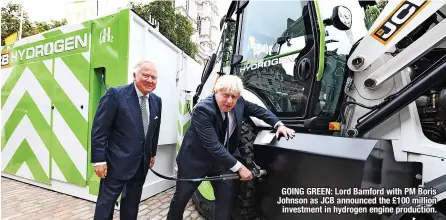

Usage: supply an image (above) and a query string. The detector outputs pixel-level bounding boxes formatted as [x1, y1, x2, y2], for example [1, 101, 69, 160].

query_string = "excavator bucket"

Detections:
[252, 131, 422, 220]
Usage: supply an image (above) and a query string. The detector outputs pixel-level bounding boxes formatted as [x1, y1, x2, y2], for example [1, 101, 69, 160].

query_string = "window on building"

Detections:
[197, 16, 201, 35]
[209, 25, 212, 38]
[186, 0, 189, 13]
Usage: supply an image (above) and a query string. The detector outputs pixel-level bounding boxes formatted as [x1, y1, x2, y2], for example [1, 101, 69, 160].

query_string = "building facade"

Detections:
[65, 0, 221, 65]
[173, 0, 220, 64]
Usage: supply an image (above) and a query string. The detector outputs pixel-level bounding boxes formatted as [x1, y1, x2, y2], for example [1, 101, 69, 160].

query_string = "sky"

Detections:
[2, 0, 232, 22]
[3, 0, 367, 47]
[2, 0, 74, 22]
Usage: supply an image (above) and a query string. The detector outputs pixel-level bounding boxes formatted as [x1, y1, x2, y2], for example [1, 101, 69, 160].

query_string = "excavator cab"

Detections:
[209, 0, 356, 134]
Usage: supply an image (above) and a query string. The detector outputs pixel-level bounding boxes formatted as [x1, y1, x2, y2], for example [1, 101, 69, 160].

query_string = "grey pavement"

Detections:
[1, 177, 204, 220]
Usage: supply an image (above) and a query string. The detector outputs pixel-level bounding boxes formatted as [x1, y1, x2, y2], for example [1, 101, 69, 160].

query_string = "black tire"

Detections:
[192, 187, 214, 220]
[192, 118, 261, 220]
[231, 118, 262, 220]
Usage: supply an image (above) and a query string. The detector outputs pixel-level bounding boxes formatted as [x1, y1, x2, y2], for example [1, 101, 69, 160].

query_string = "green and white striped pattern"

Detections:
[1, 23, 91, 187]
[175, 93, 216, 200]
[176, 92, 192, 152]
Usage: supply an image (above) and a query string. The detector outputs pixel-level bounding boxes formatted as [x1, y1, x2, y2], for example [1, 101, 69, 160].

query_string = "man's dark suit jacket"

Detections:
[176, 94, 280, 178]
[91, 82, 162, 180]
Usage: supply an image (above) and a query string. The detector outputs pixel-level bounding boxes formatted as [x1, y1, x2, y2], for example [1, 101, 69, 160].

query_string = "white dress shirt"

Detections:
[93, 84, 150, 167]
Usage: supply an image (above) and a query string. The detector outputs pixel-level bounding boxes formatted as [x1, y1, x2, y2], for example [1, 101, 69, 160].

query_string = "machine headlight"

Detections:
[337, 6, 352, 29]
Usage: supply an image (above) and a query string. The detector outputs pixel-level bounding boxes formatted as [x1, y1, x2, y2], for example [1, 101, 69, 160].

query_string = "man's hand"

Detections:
[238, 165, 253, 181]
[275, 125, 295, 140]
[94, 164, 107, 178]
[149, 156, 155, 168]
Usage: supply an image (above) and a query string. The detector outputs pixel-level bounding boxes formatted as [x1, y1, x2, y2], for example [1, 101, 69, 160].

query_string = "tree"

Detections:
[31, 19, 68, 36]
[129, 0, 198, 59]
[1, 1, 67, 45]
[364, 0, 389, 30]
[175, 13, 198, 59]
[1, 2, 32, 45]
[221, 19, 236, 67]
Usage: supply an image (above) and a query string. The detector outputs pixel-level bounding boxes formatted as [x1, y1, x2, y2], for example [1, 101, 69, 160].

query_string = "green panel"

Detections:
[4, 141, 50, 184]
[197, 181, 215, 200]
[314, 0, 326, 81]
[177, 121, 182, 135]
[61, 54, 90, 91]
[1, 91, 85, 185]
[52, 54, 89, 186]
[1, 8, 132, 194]
[87, 9, 130, 194]
[117, 9, 131, 86]
[82, 21, 92, 28]
[27, 62, 88, 152]
[182, 121, 191, 136]
[88, 172, 100, 196]
[182, 102, 190, 115]
[1, 10, 136, 194]
[51, 132, 86, 186]
[42, 30, 63, 39]
[26, 63, 54, 104]
[87, 67, 106, 193]
[8, 28, 90, 66]
[1, 62, 87, 186]
[88, 174, 122, 202]
[1, 65, 26, 108]
[90, 10, 129, 87]
[1, 63, 52, 185]
[2, 93, 51, 151]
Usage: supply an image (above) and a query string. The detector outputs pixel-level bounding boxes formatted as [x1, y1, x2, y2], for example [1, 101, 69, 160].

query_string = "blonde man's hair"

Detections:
[214, 75, 244, 94]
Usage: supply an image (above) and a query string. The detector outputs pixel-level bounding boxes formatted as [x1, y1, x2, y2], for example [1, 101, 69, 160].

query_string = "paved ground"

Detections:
[1, 177, 204, 220]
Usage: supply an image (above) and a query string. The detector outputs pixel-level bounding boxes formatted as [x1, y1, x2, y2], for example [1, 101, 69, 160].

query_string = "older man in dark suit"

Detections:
[91, 60, 162, 220]
[167, 75, 295, 220]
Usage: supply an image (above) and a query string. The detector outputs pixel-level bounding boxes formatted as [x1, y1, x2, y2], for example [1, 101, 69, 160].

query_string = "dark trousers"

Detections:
[93, 158, 146, 220]
[167, 170, 236, 220]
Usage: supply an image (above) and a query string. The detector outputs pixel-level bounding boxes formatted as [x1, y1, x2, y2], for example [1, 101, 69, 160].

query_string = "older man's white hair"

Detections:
[134, 60, 155, 73]
[214, 75, 244, 94]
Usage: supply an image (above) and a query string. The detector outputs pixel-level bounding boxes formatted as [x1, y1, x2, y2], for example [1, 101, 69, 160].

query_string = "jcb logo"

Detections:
[99, 27, 113, 43]
[372, 0, 429, 45]
[1, 50, 10, 69]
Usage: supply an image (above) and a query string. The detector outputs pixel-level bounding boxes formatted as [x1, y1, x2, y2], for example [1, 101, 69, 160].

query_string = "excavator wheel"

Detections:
[192, 118, 263, 220]
[192, 189, 213, 220]
[230, 118, 263, 220]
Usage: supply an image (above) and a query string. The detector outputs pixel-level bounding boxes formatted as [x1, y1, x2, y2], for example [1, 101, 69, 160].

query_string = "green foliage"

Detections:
[377, 0, 389, 11]
[1, 2, 32, 45]
[129, 0, 198, 59]
[221, 20, 236, 67]
[32, 19, 68, 36]
[1, 1, 67, 45]
[364, 0, 389, 30]
[365, 6, 380, 30]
